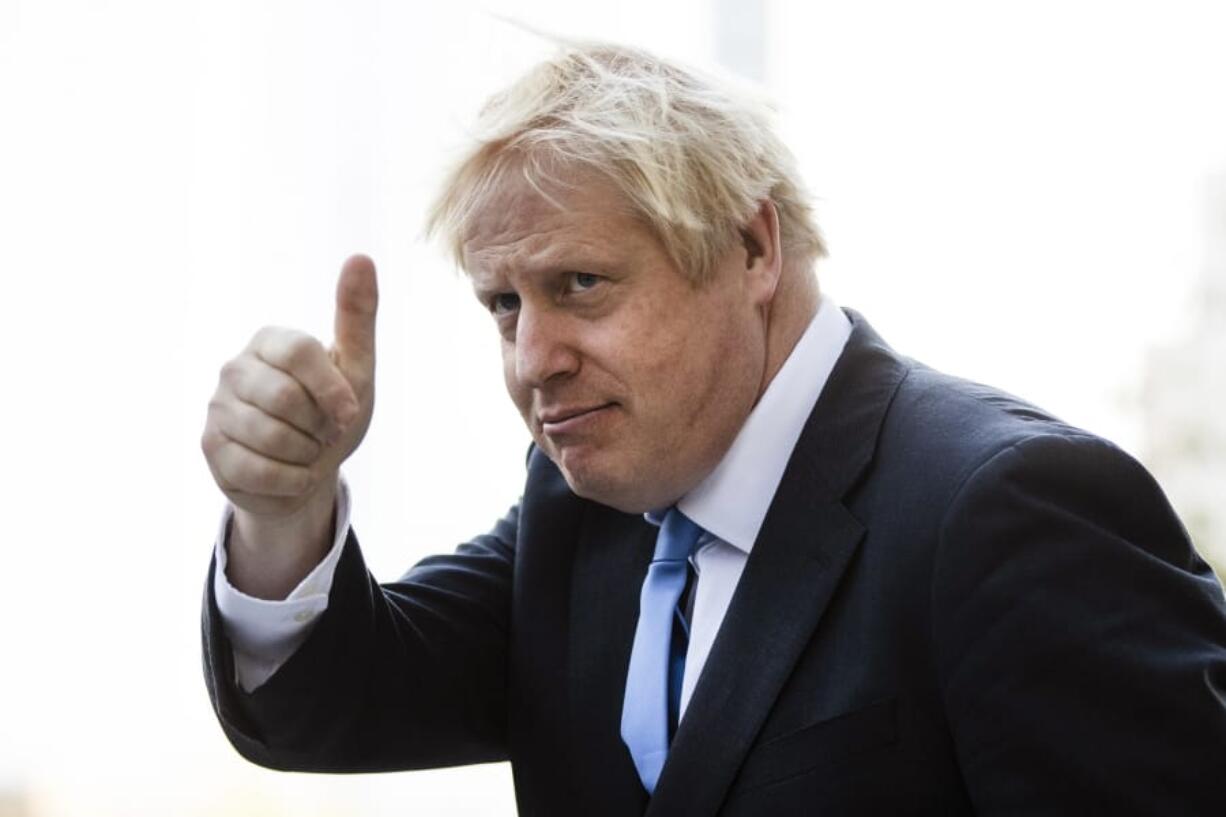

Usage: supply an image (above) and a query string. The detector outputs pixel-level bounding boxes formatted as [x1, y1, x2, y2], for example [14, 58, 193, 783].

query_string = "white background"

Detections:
[1, 1, 1223, 814]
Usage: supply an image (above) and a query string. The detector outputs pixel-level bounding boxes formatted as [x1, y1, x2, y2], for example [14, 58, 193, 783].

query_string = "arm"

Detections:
[203, 503, 518, 773]
[212, 477, 354, 692]
[200, 255, 377, 603]
[202, 255, 525, 773]
[932, 432, 1226, 815]
[201, 256, 516, 771]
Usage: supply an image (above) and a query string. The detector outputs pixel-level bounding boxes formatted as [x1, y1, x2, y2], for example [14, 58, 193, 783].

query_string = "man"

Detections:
[201, 43, 1226, 815]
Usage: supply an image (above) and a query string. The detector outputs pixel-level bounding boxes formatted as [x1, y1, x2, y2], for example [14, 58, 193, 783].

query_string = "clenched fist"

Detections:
[201, 255, 378, 598]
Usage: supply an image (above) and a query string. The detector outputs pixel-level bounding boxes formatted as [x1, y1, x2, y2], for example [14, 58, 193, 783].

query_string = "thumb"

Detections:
[333, 254, 379, 376]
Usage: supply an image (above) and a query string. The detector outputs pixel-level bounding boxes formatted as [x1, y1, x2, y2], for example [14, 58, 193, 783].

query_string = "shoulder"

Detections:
[848, 349, 1213, 585]
[869, 359, 1119, 502]
[883, 363, 1181, 543]
[889, 361, 1080, 458]
[828, 312, 1101, 506]
[934, 425, 1213, 584]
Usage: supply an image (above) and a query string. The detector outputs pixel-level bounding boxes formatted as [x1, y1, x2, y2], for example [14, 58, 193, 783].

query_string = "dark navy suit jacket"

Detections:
[203, 311, 1226, 815]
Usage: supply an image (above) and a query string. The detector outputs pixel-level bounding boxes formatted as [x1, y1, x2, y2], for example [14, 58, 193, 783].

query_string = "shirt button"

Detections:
[293, 610, 315, 624]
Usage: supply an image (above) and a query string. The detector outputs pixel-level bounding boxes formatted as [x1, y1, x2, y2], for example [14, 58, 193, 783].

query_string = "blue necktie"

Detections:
[621, 508, 703, 794]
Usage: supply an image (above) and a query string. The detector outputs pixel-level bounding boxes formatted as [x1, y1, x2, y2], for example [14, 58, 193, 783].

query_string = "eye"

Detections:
[489, 292, 521, 316]
[564, 272, 601, 293]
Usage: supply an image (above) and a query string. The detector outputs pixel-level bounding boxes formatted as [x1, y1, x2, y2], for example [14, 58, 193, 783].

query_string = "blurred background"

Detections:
[1, 0, 1223, 814]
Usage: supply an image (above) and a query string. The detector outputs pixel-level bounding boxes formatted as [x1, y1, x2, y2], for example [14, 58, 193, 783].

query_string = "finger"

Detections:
[208, 434, 315, 497]
[333, 254, 378, 378]
[221, 354, 338, 443]
[212, 398, 323, 466]
[250, 328, 359, 427]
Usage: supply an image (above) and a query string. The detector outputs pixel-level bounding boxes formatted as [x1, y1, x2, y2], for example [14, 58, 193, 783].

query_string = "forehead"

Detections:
[461, 171, 654, 280]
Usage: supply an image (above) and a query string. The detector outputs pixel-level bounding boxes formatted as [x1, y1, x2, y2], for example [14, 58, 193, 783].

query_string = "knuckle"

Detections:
[199, 427, 217, 456]
[210, 448, 241, 490]
[266, 381, 302, 416]
[247, 327, 272, 355]
[283, 333, 325, 369]
[206, 395, 229, 419]
[250, 325, 283, 347]
[252, 326, 320, 365]
[201, 426, 234, 462]
[217, 358, 242, 389]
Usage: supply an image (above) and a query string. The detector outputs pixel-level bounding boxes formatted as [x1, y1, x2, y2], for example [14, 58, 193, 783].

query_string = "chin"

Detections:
[554, 455, 644, 513]
[557, 456, 680, 515]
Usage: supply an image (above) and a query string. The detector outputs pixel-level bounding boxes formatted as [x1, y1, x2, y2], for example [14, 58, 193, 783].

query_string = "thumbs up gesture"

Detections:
[201, 256, 378, 596]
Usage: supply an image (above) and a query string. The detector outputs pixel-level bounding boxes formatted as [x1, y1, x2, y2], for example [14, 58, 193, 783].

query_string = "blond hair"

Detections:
[426, 41, 826, 283]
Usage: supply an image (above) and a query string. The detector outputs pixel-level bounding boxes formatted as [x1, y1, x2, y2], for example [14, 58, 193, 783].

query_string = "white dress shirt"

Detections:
[214, 298, 853, 699]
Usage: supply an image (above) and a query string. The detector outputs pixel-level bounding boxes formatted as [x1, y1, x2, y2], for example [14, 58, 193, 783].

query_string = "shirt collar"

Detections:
[661, 297, 852, 552]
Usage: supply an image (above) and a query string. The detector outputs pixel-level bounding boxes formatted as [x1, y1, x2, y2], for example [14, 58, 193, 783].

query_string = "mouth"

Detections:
[538, 402, 616, 435]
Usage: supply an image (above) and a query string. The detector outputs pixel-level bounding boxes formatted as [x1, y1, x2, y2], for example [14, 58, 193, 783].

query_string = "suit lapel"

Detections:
[649, 484, 864, 815]
[567, 504, 657, 815]
[647, 310, 910, 816]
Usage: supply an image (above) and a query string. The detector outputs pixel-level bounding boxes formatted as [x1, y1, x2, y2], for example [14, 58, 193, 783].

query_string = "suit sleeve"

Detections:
[931, 432, 1226, 816]
[201, 505, 518, 773]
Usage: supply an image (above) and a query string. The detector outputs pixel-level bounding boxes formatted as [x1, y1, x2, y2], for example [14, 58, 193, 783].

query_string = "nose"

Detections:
[513, 303, 581, 388]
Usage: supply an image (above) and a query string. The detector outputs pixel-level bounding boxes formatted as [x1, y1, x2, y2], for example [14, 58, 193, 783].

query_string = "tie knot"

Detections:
[653, 507, 703, 562]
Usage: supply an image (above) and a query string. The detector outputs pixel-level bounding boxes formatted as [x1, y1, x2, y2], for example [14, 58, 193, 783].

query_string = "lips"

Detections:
[538, 402, 616, 434]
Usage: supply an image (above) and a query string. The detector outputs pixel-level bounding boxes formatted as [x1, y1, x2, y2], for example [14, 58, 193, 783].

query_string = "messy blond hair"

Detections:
[426, 41, 826, 283]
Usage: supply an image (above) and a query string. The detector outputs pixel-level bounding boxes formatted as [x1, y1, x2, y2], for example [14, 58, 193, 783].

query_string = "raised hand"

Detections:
[201, 255, 378, 597]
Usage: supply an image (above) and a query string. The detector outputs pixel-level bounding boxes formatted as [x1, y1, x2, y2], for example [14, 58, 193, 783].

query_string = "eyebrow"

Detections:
[470, 247, 619, 289]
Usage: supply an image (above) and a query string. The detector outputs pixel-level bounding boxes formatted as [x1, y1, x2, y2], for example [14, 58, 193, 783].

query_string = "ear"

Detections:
[739, 199, 783, 307]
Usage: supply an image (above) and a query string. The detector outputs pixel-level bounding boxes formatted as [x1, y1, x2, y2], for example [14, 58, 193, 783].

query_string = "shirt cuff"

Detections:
[212, 475, 352, 692]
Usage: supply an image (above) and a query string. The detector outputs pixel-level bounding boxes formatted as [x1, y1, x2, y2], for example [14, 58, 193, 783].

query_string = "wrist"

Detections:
[228, 475, 340, 600]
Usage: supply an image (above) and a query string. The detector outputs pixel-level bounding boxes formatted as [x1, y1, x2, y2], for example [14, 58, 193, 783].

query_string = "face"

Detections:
[463, 173, 775, 513]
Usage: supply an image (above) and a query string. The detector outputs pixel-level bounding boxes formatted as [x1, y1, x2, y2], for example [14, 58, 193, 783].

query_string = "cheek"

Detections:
[649, 299, 744, 375]
[655, 302, 762, 415]
[613, 298, 696, 376]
